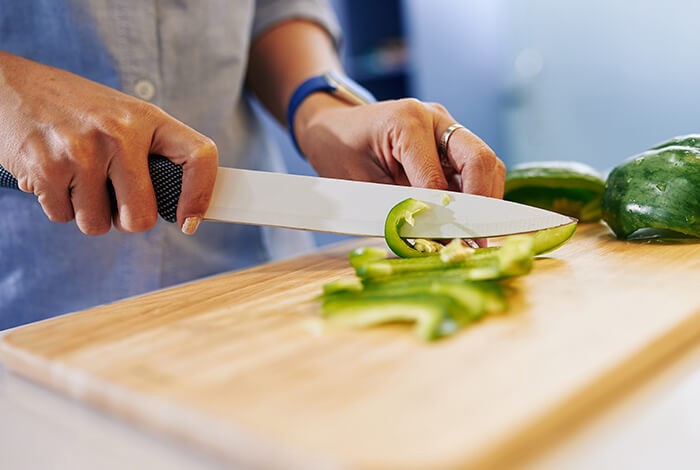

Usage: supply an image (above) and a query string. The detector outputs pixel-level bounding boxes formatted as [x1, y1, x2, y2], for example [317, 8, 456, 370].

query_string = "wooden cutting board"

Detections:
[2, 223, 700, 469]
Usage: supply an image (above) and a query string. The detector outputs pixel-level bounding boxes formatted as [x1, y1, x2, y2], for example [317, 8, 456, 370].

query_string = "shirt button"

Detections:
[134, 79, 156, 101]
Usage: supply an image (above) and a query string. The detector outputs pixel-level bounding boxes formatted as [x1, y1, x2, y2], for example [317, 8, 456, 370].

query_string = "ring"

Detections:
[438, 123, 465, 167]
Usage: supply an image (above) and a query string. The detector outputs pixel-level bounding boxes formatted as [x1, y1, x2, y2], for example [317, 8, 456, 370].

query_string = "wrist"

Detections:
[286, 72, 376, 158]
[293, 92, 352, 156]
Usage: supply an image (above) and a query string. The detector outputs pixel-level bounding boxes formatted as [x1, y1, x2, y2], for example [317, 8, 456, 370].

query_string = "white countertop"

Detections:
[3, 327, 700, 469]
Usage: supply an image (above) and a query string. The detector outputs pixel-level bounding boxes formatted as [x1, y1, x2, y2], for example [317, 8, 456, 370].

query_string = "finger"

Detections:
[70, 171, 112, 235]
[18, 163, 74, 223]
[391, 101, 448, 189]
[12, 144, 75, 222]
[108, 150, 158, 233]
[150, 115, 218, 233]
[382, 155, 411, 186]
[36, 185, 74, 223]
[439, 124, 504, 198]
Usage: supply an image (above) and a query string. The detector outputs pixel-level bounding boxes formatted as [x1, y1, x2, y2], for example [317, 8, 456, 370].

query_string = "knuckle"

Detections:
[473, 142, 497, 163]
[28, 163, 66, 194]
[131, 101, 167, 130]
[20, 164, 45, 193]
[61, 134, 89, 156]
[390, 99, 431, 134]
[78, 219, 111, 236]
[66, 141, 100, 173]
[427, 102, 448, 116]
[136, 100, 163, 118]
[493, 156, 506, 173]
[36, 193, 73, 223]
[47, 211, 74, 223]
[192, 136, 219, 162]
[396, 98, 427, 120]
[123, 212, 158, 233]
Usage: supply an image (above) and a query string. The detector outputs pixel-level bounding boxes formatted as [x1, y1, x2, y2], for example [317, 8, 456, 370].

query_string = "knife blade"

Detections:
[206, 165, 574, 238]
[0, 156, 575, 238]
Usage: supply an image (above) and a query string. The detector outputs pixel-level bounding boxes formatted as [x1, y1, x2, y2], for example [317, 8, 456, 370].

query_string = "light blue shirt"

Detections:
[0, 0, 340, 329]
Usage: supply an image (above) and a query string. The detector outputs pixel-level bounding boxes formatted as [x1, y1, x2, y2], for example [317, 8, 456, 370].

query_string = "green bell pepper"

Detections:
[504, 161, 606, 222]
[602, 142, 700, 239]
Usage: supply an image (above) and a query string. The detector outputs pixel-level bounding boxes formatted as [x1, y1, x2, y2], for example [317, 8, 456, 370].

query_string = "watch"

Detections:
[286, 71, 377, 157]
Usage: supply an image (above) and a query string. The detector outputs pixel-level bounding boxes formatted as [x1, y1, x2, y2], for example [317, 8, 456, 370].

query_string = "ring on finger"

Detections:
[438, 123, 466, 167]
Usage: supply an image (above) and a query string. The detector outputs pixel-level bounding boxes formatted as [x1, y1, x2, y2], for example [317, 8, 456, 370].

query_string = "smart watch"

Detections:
[286, 71, 377, 157]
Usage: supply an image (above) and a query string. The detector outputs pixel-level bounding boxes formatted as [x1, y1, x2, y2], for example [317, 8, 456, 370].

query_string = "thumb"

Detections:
[150, 115, 218, 233]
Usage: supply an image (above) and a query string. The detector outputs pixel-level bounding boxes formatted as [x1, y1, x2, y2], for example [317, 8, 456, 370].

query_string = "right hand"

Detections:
[0, 51, 218, 235]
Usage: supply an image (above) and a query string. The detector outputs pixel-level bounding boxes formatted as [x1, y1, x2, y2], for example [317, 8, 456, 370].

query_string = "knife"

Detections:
[0, 156, 574, 238]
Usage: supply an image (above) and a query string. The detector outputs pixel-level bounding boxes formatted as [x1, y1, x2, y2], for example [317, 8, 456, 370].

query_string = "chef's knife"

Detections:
[0, 156, 574, 238]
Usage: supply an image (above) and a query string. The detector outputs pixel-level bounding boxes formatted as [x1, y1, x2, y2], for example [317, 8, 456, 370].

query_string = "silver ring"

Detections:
[438, 123, 465, 167]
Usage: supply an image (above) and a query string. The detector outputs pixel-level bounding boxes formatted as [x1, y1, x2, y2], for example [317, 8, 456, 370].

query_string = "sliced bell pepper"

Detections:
[322, 294, 459, 341]
[318, 195, 577, 342]
[531, 222, 577, 255]
[348, 246, 388, 269]
[383, 198, 432, 258]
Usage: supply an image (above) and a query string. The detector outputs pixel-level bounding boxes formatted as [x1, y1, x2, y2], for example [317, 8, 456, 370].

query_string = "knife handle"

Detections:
[0, 156, 181, 223]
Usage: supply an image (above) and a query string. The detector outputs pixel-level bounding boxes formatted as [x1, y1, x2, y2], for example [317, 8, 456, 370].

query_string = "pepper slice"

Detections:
[322, 294, 459, 341]
[322, 276, 508, 340]
[319, 195, 576, 342]
[602, 145, 700, 239]
[360, 277, 506, 321]
[531, 222, 577, 255]
[383, 198, 433, 258]
[354, 235, 534, 281]
[348, 246, 388, 269]
[504, 161, 606, 222]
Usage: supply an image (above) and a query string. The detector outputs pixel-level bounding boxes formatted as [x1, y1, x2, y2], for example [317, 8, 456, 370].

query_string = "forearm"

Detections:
[244, 19, 505, 198]
[245, 19, 344, 125]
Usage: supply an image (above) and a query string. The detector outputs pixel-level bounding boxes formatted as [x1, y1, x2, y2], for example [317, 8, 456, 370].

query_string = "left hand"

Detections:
[294, 94, 506, 198]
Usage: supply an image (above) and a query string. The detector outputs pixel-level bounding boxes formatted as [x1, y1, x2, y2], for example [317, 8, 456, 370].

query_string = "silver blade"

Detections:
[204, 168, 575, 238]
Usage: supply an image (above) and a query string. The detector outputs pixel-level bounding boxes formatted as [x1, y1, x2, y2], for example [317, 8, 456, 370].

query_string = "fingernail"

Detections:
[182, 216, 201, 235]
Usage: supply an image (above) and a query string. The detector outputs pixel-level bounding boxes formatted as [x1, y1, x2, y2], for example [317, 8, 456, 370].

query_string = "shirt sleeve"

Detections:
[252, 0, 342, 47]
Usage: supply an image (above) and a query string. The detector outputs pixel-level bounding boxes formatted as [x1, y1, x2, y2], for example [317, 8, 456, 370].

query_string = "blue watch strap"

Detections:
[286, 73, 375, 158]
[286, 76, 335, 156]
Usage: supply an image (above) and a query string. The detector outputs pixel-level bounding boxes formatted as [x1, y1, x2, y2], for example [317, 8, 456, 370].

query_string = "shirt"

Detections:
[0, 0, 340, 329]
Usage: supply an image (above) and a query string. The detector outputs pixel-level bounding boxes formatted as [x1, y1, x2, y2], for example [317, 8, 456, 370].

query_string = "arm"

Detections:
[245, 20, 505, 197]
[0, 51, 218, 235]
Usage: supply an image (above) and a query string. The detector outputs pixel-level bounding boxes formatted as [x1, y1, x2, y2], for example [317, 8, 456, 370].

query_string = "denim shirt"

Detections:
[0, 0, 340, 329]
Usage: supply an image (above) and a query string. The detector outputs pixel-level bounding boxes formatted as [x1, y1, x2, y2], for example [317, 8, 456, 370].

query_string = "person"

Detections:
[0, 0, 505, 330]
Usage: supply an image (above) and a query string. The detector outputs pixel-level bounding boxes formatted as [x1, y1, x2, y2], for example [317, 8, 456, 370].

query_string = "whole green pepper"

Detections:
[602, 143, 700, 239]
[504, 161, 606, 222]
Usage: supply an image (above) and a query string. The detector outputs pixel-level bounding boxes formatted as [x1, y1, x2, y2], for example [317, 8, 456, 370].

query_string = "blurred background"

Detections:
[258, 0, 700, 245]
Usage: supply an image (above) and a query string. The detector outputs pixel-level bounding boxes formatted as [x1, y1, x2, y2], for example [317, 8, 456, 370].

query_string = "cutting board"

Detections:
[2, 224, 700, 469]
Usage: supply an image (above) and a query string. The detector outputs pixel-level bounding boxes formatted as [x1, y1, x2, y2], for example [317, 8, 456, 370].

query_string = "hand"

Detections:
[0, 51, 218, 235]
[294, 94, 505, 198]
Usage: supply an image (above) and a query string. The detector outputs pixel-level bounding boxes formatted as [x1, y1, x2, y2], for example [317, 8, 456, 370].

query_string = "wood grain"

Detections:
[2, 224, 700, 469]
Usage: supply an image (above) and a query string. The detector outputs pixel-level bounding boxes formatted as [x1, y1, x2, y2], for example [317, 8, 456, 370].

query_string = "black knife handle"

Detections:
[0, 156, 182, 223]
